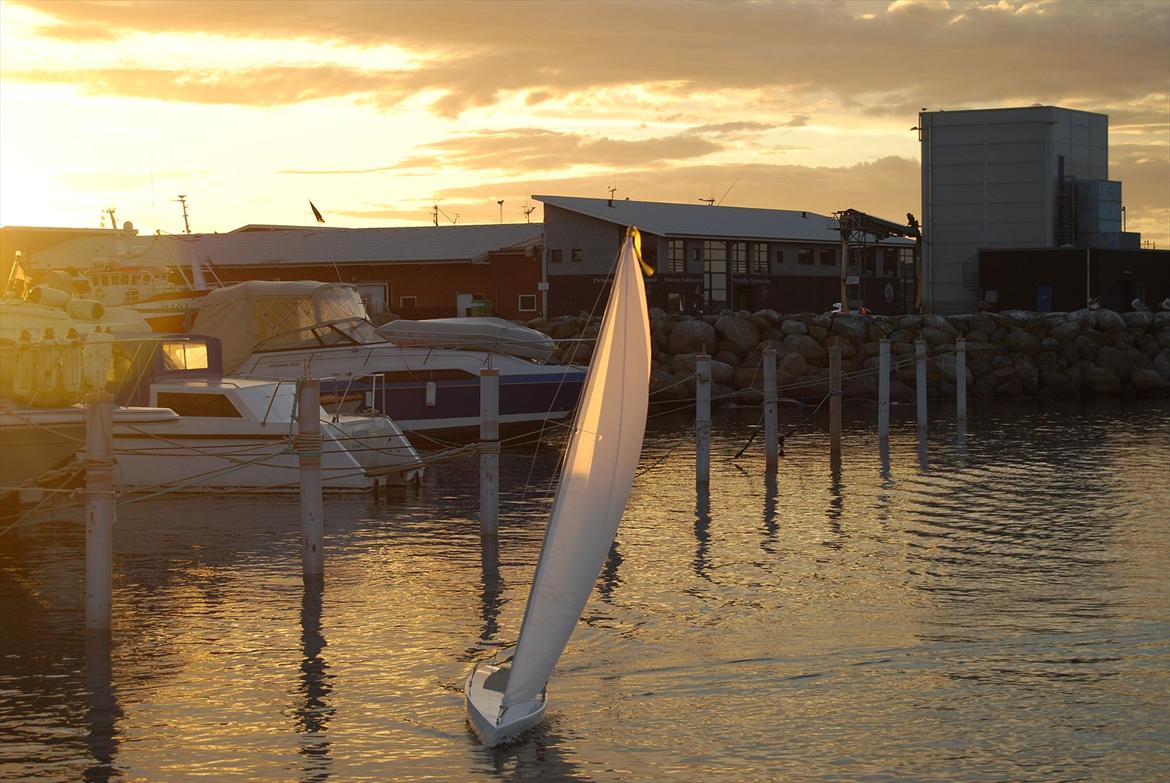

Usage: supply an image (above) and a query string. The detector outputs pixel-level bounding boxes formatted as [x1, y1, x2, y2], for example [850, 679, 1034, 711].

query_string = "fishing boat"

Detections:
[190, 281, 585, 440]
[463, 227, 651, 746]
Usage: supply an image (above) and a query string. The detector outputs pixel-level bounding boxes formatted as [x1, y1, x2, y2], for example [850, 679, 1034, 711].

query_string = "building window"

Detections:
[862, 252, 875, 276]
[668, 239, 685, 273]
[819, 248, 835, 266]
[518, 294, 536, 312]
[704, 240, 728, 309]
[400, 295, 417, 308]
[692, 247, 702, 263]
[667, 292, 683, 313]
[571, 249, 583, 263]
[730, 241, 747, 274]
[550, 249, 562, 263]
[752, 244, 768, 274]
[882, 248, 897, 277]
[775, 249, 785, 265]
[798, 248, 814, 265]
[899, 248, 915, 279]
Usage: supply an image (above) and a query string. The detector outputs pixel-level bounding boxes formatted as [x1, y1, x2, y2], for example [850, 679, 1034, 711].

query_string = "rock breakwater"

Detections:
[526, 308, 1170, 405]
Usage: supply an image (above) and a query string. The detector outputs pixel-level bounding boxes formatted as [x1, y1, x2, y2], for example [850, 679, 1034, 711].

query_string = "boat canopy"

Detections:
[191, 281, 381, 371]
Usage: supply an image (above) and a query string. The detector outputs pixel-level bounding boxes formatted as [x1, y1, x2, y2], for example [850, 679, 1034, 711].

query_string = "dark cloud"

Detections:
[10, 0, 1168, 120]
[405, 128, 721, 173]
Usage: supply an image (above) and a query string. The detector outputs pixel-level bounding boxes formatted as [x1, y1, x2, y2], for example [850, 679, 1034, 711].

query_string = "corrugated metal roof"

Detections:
[144, 223, 543, 267]
[534, 195, 913, 245]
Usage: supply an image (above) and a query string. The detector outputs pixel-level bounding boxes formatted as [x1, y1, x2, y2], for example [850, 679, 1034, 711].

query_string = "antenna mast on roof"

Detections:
[433, 204, 459, 225]
[522, 204, 536, 223]
[497, 200, 504, 224]
[174, 195, 191, 234]
[104, 207, 117, 230]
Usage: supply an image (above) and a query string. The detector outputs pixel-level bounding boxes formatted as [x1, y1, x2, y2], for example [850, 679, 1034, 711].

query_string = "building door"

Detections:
[1035, 285, 1054, 313]
[734, 285, 754, 311]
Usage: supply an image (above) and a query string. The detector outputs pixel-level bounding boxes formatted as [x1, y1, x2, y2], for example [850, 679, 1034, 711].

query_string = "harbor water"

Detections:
[2, 400, 1168, 782]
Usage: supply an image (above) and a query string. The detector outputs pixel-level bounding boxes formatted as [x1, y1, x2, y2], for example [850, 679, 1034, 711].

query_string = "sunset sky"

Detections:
[1, 0, 1167, 246]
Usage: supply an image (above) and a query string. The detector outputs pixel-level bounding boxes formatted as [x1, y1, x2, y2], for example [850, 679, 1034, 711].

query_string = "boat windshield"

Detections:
[247, 287, 383, 352]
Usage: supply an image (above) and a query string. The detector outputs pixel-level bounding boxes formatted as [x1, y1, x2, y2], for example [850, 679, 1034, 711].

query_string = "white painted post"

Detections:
[956, 337, 968, 421]
[297, 380, 324, 583]
[878, 339, 890, 442]
[763, 347, 778, 472]
[915, 338, 928, 432]
[479, 368, 500, 537]
[829, 344, 842, 457]
[695, 355, 711, 487]
[85, 393, 116, 632]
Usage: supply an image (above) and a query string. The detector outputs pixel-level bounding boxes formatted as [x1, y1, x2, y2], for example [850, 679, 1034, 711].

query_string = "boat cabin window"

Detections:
[156, 392, 242, 417]
[160, 341, 210, 371]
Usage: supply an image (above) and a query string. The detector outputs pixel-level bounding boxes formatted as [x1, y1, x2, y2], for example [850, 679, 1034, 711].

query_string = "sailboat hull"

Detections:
[464, 661, 547, 747]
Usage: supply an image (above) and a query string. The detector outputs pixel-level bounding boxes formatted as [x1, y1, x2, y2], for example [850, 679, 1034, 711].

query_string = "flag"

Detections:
[309, 200, 325, 224]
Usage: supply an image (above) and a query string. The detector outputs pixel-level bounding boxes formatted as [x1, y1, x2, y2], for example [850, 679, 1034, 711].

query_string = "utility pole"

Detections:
[175, 195, 191, 235]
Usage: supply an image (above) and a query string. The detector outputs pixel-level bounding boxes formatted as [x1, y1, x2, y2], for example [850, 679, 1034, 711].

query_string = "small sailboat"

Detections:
[464, 227, 652, 746]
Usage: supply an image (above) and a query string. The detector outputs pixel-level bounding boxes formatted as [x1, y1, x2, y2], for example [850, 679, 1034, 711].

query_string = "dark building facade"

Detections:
[979, 247, 1170, 312]
[535, 195, 916, 317]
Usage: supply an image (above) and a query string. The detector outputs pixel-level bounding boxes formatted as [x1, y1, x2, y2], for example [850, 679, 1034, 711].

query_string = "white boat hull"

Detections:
[464, 660, 547, 747]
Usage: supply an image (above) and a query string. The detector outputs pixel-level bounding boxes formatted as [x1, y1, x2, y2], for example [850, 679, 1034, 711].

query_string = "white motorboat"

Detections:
[190, 281, 585, 440]
[105, 335, 424, 492]
[464, 227, 651, 746]
[0, 403, 182, 503]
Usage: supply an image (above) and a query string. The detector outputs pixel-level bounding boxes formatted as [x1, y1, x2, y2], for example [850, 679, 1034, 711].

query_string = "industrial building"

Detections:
[919, 105, 1146, 313]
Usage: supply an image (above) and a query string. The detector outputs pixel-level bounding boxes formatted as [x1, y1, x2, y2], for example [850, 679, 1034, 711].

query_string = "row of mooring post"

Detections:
[685, 336, 970, 478]
[83, 380, 328, 632]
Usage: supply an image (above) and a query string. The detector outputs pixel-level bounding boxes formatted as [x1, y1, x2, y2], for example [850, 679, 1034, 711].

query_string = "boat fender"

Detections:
[38, 328, 64, 396]
[62, 328, 83, 395]
[65, 298, 106, 321]
[84, 327, 115, 391]
[12, 330, 35, 399]
[27, 285, 71, 309]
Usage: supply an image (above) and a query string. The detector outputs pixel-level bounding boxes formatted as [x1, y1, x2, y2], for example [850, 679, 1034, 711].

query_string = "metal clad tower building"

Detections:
[919, 106, 1109, 313]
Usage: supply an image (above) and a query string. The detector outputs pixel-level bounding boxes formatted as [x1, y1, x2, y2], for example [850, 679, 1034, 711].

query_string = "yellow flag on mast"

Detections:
[627, 226, 654, 277]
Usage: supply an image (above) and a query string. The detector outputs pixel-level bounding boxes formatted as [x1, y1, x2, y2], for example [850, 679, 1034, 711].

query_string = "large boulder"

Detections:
[777, 351, 808, 380]
[1003, 328, 1042, 355]
[1131, 368, 1170, 395]
[1094, 309, 1127, 333]
[781, 319, 809, 336]
[969, 312, 998, 336]
[1049, 321, 1082, 342]
[830, 316, 868, 343]
[783, 333, 826, 361]
[715, 314, 760, 355]
[1154, 349, 1170, 381]
[1082, 365, 1122, 395]
[1123, 311, 1155, 332]
[668, 318, 717, 355]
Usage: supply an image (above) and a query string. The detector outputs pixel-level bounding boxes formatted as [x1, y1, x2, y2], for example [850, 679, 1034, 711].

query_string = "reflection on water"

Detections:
[1, 400, 1168, 782]
[296, 584, 332, 783]
[84, 634, 120, 783]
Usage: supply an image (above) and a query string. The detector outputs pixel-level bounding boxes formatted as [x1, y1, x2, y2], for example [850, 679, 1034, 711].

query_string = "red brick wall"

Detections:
[212, 250, 543, 320]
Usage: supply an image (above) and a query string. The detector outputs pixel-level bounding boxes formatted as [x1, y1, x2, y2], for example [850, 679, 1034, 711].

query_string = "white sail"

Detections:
[499, 228, 651, 714]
